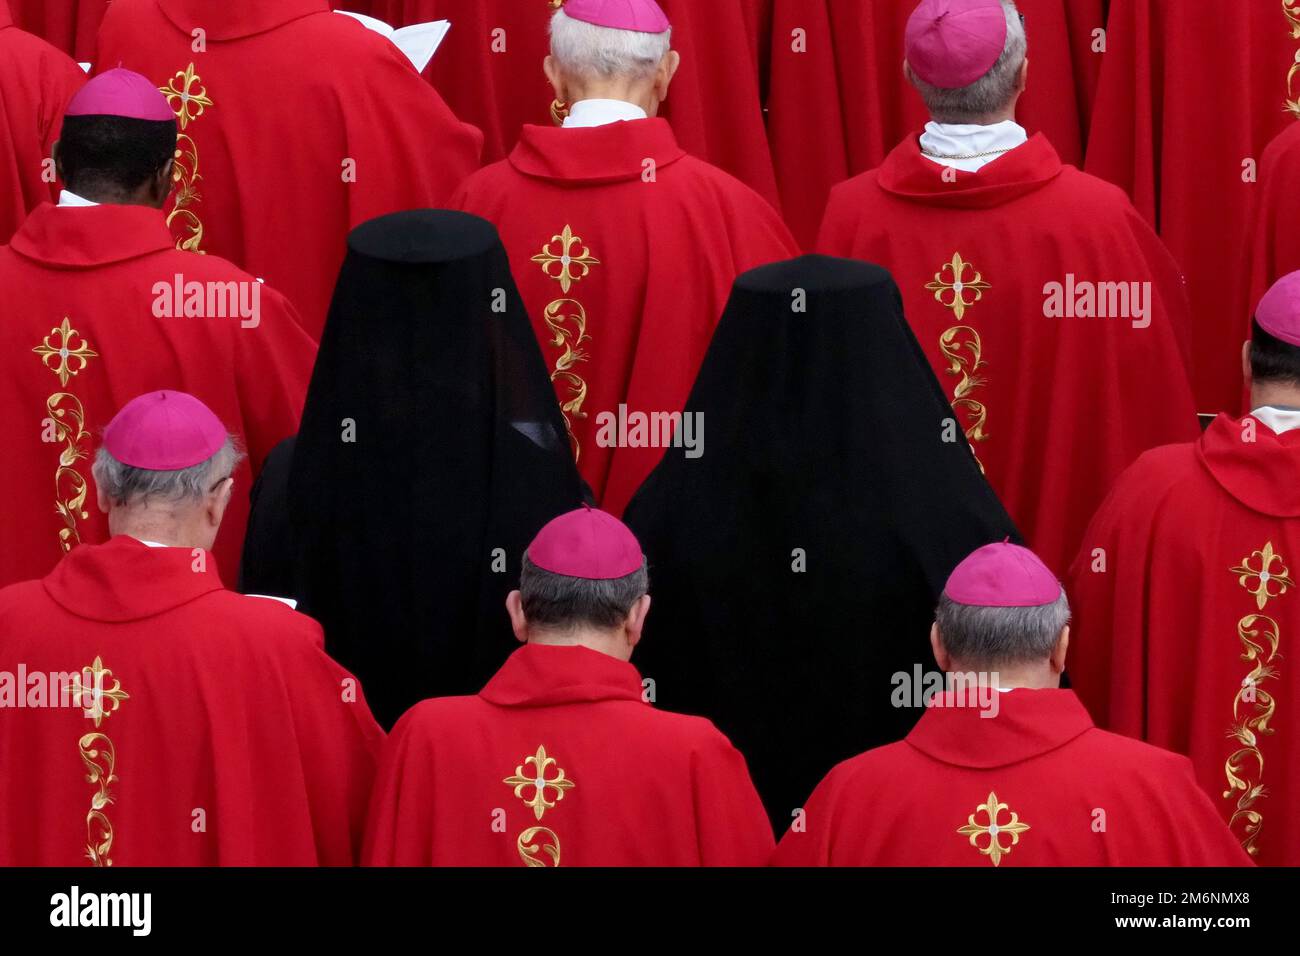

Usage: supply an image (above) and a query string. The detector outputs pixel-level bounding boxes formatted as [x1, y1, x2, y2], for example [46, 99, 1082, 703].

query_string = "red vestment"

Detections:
[94, 0, 483, 338]
[817, 134, 1199, 576]
[767, 0, 1105, 247]
[452, 119, 797, 515]
[0, 202, 314, 587]
[771, 689, 1250, 866]
[363, 643, 773, 866]
[1067, 414, 1300, 866]
[0, 5, 85, 244]
[1245, 121, 1300, 320]
[370, 0, 779, 206]
[1085, 0, 1299, 412]
[5, 0, 105, 61]
[0, 537, 385, 865]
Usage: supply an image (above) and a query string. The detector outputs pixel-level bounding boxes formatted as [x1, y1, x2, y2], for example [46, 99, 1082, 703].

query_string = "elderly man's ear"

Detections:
[623, 593, 651, 649]
[652, 50, 681, 104]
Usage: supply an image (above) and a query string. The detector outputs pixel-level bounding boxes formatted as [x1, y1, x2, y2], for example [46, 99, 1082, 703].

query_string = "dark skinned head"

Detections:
[53, 114, 177, 208]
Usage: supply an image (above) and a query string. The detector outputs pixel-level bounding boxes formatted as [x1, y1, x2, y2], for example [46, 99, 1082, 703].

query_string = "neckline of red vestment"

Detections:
[479, 643, 647, 708]
[158, 0, 327, 41]
[42, 536, 226, 623]
[905, 687, 1093, 769]
[9, 202, 175, 269]
[1198, 412, 1300, 518]
[876, 131, 1064, 209]
[509, 118, 688, 186]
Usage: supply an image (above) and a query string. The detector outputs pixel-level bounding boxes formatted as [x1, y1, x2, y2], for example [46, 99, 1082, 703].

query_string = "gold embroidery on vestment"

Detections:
[160, 64, 213, 253]
[956, 791, 1029, 867]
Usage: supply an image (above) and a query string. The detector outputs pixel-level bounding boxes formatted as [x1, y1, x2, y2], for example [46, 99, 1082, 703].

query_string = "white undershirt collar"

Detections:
[57, 189, 98, 207]
[919, 120, 1028, 173]
[1251, 405, 1300, 435]
[562, 99, 648, 129]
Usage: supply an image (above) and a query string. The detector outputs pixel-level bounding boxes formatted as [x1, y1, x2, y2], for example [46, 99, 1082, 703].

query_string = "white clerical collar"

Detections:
[57, 189, 98, 207]
[562, 99, 648, 129]
[1251, 405, 1300, 435]
[919, 120, 1028, 172]
[130, 537, 169, 548]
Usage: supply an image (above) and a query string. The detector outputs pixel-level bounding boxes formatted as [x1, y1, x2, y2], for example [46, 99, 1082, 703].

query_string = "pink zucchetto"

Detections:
[102, 391, 228, 472]
[905, 0, 1009, 89]
[944, 541, 1062, 607]
[558, 0, 671, 34]
[1255, 270, 1300, 348]
[528, 506, 644, 579]
[64, 67, 176, 123]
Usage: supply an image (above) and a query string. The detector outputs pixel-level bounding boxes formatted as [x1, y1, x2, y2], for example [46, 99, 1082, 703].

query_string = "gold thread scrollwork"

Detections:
[929, 254, 991, 473]
[517, 826, 562, 867]
[543, 298, 591, 459]
[159, 64, 213, 254]
[1287, 1, 1300, 118]
[34, 319, 97, 551]
[65, 658, 128, 866]
[956, 791, 1030, 867]
[1223, 544, 1289, 857]
[504, 745, 574, 867]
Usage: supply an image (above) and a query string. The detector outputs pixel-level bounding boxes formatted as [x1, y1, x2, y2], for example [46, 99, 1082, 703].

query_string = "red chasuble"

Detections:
[5, 0, 106, 61]
[1067, 414, 1300, 866]
[0, 6, 85, 244]
[771, 689, 1250, 867]
[0, 202, 314, 588]
[767, 0, 1105, 247]
[1245, 122, 1300, 322]
[94, 0, 483, 339]
[452, 119, 797, 515]
[363, 643, 772, 866]
[1085, 0, 1299, 412]
[0, 537, 384, 865]
[370, 0, 779, 206]
[817, 134, 1199, 576]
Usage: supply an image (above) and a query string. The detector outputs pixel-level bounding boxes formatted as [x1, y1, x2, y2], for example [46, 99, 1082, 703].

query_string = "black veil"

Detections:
[623, 255, 1019, 828]
[241, 210, 584, 726]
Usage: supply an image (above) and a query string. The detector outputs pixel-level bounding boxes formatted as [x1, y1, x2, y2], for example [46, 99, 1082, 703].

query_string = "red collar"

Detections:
[906, 688, 1094, 768]
[876, 132, 1064, 208]
[479, 644, 647, 708]
[9, 202, 175, 269]
[509, 118, 687, 185]
[1198, 413, 1300, 518]
[43, 536, 225, 623]
[158, 0, 327, 41]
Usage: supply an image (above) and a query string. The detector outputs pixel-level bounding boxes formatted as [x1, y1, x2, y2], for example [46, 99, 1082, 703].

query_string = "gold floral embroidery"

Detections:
[930, 254, 991, 472]
[517, 826, 562, 867]
[926, 252, 991, 321]
[65, 658, 128, 866]
[1287, 2, 1300, 118]
[159, 64, 212, 254]
[1231, 542, 1295, 611]
[1224, 542, 1289, 857]
[534, 227, 599, 461]
[957, 791, 1030, 867]
[504, 745, 575, 821]
[531, 225, 599, 294]
[35, 318, 98, 552]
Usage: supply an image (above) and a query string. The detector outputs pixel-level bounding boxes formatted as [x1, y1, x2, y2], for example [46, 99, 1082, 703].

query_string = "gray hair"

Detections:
[520, 551, 649, 631]
[934, 588, 1070, 668]
[92, 437, 243, 508]
[910, 0, 1027, 123]
[549, 8, 672, 80]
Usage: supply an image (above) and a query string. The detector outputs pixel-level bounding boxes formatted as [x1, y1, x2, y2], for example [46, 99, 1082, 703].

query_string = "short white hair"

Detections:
[549, 8, 671, 80]
[910, 0, 1027, 123]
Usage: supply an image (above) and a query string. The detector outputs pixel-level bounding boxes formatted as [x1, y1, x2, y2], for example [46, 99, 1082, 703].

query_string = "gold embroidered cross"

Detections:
[504, 745, 575, 821]
[66, 656, 130, 728]
[160, 64, 213, 130]
[957, 791, 1030, 867]
[926, 253, 991, 321]
[531, 226, 600, 294]
[1231, 542, 1295, 611]
[33, 318, 97, 387]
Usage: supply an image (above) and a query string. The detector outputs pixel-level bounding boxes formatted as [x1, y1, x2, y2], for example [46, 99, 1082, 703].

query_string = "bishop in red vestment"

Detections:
[94, 0, 483, 338]
[452, 0, 796, 515]
[372, 0, 779, 206]
[0, 392, 384, 866]
[0, 2, 85, 244]
[1067, 273, 1300, 866]
[364, 508, 772, 866]
[816, 0, 1198, 576]
[0, 70, 314, 588]
[773, 542, 1250, 867]
[1085, 0, 1300, 412]
[768, 0, 1104, 247]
